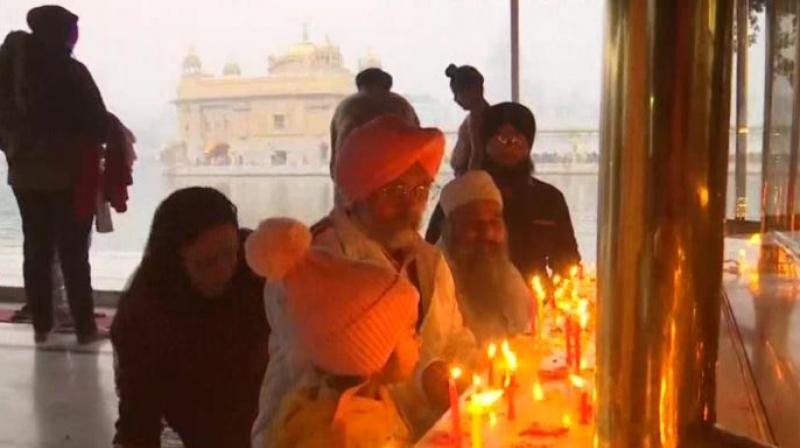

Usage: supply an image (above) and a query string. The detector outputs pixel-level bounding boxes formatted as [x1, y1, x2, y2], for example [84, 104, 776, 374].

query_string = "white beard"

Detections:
[447, 246, 532, 344]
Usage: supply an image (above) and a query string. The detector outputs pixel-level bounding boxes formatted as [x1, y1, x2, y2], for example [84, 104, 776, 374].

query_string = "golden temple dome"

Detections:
[222, 60, 242, 76]
[182, 48, 202, 75]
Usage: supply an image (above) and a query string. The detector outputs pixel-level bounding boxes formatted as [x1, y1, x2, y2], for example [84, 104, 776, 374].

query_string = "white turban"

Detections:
[440, 170, 503, 216]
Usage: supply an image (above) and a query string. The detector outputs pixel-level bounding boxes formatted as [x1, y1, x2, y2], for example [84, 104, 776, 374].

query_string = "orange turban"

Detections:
[335, 115, 445, 204]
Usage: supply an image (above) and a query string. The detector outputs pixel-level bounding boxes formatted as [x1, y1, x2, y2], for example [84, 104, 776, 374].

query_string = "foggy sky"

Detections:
[1, 1, 764, 154]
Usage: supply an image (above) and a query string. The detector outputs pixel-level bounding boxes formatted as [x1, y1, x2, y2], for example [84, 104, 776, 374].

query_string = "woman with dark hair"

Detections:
[428, 103, 580, 281]
[0, 5, 109, 344]
[445, 64, 490, 175]
[111, 187, 269, 448]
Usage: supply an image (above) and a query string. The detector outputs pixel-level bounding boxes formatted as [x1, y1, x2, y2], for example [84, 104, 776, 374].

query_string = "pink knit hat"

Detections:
[245, 218, 419, 377]
[335, 114, 445, 204]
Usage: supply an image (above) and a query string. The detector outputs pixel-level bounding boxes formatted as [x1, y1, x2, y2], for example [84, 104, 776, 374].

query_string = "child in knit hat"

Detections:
[246, 218, 421, 448]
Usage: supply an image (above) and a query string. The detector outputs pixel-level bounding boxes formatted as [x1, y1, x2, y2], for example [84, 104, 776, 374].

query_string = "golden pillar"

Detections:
[596, 0, 747, 446]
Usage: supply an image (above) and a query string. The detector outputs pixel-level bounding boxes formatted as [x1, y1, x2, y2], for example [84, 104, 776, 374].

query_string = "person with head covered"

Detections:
[247, 217, 420, 447]
[438, 170, 532, 344]
[249, 115, 476, 446]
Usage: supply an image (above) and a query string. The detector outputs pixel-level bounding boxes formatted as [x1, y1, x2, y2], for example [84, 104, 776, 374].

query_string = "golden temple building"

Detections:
[162, 35, 380, 173]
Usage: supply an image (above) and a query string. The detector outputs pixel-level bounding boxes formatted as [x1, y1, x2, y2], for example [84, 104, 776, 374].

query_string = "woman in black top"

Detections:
[427, 102, 580, 280]
[111, 187, 268, 448]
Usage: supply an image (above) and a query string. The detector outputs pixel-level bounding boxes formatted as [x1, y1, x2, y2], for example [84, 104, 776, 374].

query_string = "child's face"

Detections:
[382, 326, 421, 383]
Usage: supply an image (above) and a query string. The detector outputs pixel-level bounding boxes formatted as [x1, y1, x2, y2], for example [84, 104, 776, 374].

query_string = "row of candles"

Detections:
[446, 265, 595, 446]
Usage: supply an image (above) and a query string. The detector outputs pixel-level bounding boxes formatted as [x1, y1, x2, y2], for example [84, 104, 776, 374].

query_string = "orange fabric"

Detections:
[334, 115, 445, 203]
[273, 383, 411, 448]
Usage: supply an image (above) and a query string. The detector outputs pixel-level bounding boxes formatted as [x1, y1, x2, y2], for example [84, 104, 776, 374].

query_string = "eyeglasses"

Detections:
[377, 183, 441, 202]
[494, 135, 525, 146]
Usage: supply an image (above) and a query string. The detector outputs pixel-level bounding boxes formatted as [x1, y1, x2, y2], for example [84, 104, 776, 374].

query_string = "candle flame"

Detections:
[748, 233, 762, 246]
[470, 389, 505, 408]
[489, 411, 498, 428]
[487, 343, 497, 359]
[569, 374, 587, 389]
[531, 276, 546, 299]
[579, 313, 590, 330]
[562, 414, 573, 428]
[570, 265, 580, 278]
[553, 274, 562, 285]
[501, 340, 517, 370]
[473, 374, 482, 387]
[532, 381, 545, 401]
[450, 367, 463, 380]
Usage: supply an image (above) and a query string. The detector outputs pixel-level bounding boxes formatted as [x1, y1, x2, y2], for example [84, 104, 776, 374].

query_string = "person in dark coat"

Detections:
[111, 187, 269, 448]
[0, 5, 109, 343]
[428, 102, 580, 281]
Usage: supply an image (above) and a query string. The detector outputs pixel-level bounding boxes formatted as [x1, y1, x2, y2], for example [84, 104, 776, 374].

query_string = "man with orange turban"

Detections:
[249, 115, 477, 446]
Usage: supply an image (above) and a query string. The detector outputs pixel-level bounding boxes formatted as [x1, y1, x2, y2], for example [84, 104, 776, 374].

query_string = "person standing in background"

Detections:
[0, 5, 109, 344]
[425, 64, 491, 245]
[445, 64, 490, 176]
[329, 67, 419, 178]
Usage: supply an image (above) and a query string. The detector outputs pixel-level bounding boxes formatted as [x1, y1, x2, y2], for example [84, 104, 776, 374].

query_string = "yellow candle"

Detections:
[471, 406, 481, 448]
[532, 380, 545, 402]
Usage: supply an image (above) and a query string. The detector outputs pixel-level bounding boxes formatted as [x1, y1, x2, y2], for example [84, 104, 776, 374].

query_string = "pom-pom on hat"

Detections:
[334, 115, 445, 205]
[246, 218, 419, 376]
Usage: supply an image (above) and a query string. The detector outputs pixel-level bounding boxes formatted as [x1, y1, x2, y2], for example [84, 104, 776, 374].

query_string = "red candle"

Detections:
[579, 391, 593, 424]
[565, 316, 581, 373]
[487, 343, 497, 387]
[505, 374, 518, 421]
[565, 317, 575, 369]
[574, 322, 582, 374]
[449, 367, 463, 444]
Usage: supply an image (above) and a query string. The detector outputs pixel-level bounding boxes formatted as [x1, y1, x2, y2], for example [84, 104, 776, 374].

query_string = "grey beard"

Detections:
[448, 247, 532, 341]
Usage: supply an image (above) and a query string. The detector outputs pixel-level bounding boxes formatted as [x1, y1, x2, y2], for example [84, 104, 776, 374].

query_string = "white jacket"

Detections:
[251, 209, 477, 447]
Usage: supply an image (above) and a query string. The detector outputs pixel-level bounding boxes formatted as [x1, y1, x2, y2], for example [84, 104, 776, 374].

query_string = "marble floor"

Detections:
[0, 322, 116, 448]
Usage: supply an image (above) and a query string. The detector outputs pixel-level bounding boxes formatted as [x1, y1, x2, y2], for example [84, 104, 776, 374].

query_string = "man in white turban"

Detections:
[440, 170, 532, 344]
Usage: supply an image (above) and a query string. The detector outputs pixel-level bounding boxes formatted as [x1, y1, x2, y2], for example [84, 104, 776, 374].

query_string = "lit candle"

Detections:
[471, 374, 482, 448]
[487, 343, 497, 387]
[569, 265, 580, 279]
[505, 374, 518, 421]
[569, 374, 592, 424]
[531, 277, 546, 342]
[565, 317, 575, 370]
[501, 341, 518, 421]
[574, 319, 582, 374]
[570, 266, 580, 301]
[562, 413, 573, 428]
[449, 367, 463, 445]
[532, 380, 545, 402]
[579, 391, 593, 424]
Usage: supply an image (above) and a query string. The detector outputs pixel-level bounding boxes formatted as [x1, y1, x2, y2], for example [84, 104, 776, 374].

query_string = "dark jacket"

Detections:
[111, 231, 269, 448]
[427, 174, 580, 280]
[497, 176, 581, 279]
[0, 31, 108, 190]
